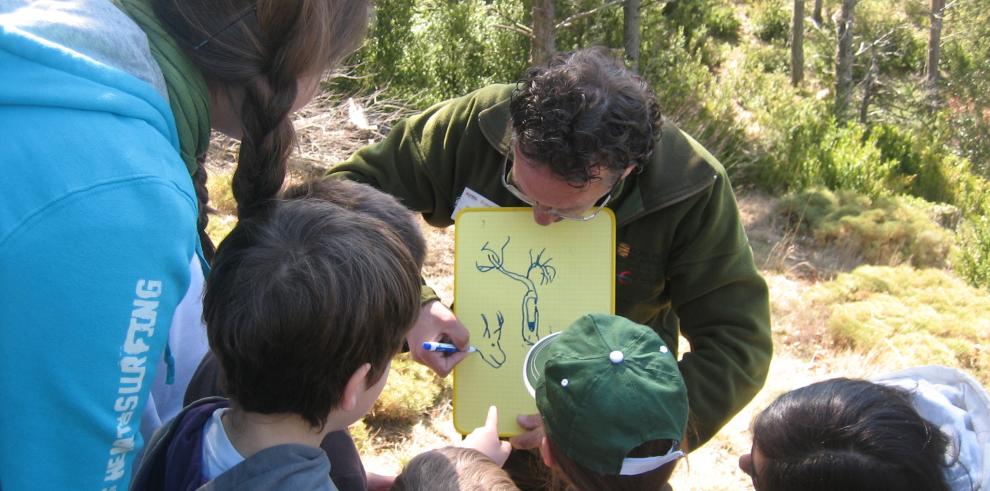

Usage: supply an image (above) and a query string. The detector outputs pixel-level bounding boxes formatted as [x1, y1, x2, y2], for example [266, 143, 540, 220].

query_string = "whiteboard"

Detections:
[452, 208, 615, 435]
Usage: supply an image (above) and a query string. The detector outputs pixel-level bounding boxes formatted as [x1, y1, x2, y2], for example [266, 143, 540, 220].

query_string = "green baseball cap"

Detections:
[523, 313, 688, 476]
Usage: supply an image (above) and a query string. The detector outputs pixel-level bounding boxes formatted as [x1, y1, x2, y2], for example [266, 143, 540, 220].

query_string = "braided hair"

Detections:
[153, 0, 369, 255]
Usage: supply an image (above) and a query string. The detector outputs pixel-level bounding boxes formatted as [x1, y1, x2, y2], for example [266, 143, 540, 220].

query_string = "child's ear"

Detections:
[540, 436, 555, 469]
[341, 363, 373, 412]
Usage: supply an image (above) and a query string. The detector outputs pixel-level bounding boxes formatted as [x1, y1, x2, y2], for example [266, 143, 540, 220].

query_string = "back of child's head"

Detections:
[750, 377, 950, 491]
[203, 197, 422, 430]
[282, 178, 426, 268]
[523, 313, 688, 490]
[392, 447, 519, 491]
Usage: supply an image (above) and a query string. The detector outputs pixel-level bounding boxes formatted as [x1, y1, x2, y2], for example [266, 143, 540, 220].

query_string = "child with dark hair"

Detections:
[523, 313, 689, 490]
[130, 196, 423, 490]
[178, 178, 427, 490]
[740, 367, 990, 491]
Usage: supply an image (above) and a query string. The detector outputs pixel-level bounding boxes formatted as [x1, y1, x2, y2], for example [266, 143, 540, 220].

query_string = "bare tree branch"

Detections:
[555, 0, 622, 30]
[486, 2, 532, 38]
[854, 29, 894, 57]
[493, 23, 534, 38]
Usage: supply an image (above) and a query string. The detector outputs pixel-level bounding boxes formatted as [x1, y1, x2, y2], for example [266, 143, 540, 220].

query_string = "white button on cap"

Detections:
[609, 350, 624, 363]
[659, 346, 669, 354]
[561, 378, 569, 387]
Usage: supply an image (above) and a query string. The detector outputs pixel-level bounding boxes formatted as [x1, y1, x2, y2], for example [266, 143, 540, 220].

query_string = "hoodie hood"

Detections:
[874, 366, 990, 491]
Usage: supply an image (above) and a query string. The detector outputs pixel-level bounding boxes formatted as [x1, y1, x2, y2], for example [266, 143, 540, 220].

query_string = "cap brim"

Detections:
[523, 331, 562, 397]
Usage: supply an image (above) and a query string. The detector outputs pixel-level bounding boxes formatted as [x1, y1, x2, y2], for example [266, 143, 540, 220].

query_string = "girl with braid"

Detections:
[0, 1, 367, 489]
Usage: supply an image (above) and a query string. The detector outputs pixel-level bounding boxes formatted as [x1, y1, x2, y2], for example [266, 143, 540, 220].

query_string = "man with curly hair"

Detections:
[329, 46, 772, 469]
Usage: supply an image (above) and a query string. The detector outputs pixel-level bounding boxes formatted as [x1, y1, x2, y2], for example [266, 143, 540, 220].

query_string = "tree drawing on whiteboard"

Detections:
[476, 237, 556, 346]
[476, 312, 507, 368]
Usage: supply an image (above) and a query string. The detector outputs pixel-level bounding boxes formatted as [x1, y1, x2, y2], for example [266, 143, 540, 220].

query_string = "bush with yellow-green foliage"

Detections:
[206, 167, 237, 216]
[777, 188, 957, 268]
[205, 167, 238, 245]
[349, 354, 450, 453]
[366, 353, 447, 424]
[348, 419, 372, 454]
[957, 217, 990, 290]
[749, 0, 789, 44]
[814, 265, 990, 385]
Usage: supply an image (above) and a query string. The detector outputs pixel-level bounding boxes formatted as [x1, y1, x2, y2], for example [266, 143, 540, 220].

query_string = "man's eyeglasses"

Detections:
[500, 155, 617, 221]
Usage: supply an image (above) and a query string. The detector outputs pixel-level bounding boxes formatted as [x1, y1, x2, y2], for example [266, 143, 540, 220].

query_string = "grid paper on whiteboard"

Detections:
[452, 208, 614, 436]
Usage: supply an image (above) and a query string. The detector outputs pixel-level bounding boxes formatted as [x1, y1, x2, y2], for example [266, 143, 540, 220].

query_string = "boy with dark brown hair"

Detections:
[131, 187, 424, 490]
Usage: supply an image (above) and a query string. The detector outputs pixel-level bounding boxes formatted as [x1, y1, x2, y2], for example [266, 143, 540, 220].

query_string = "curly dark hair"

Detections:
[509, 47, 661, 185]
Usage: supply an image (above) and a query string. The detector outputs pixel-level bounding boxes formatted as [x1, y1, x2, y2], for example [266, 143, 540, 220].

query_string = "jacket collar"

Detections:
[477, 92, 719, 225]
[478, 93, 513, 156]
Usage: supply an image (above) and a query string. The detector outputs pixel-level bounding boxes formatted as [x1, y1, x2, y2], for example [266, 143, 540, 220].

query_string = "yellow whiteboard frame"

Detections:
[452, 207, 615, 436]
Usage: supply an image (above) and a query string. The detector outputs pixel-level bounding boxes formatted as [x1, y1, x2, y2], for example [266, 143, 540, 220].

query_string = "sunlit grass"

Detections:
[814, 265, 990, 384]
[778, 187, 957, 268]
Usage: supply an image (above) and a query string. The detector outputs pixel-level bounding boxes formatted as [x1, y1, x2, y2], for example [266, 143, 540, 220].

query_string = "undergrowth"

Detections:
[814, 265, 990, 385]
[776, 187, 956, 269]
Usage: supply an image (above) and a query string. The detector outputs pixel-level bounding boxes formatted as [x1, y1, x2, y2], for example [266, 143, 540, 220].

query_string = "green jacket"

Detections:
[328, 84, 772, 448]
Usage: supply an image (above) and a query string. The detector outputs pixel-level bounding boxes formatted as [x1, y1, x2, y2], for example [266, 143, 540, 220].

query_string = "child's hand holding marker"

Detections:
[459, 405, 512, 466]
[422, 341, 477, 353]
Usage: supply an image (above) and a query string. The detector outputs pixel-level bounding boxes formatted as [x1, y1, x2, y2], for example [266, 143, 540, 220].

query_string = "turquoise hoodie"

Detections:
[0, 1, 201, 489]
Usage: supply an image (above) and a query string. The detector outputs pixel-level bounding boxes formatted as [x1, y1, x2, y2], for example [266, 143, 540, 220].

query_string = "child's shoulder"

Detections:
[208, 444, 335, 491]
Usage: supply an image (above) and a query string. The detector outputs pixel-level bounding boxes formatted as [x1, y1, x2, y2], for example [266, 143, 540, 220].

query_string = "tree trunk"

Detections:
[792, 0, 805, 86]
[623, 0, 641, 71]
[834, 0, 857, 121]
[530, 0, 556, 66]
[812, 0, 823, 25]
[926, 0, 945, 105]
[860, 45, 878, 125]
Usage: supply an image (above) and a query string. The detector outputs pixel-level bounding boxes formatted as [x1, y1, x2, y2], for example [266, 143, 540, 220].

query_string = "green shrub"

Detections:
[206, 215, 237, 247]
[349, 419, 371, 453]
[338, 0, 528, 107]
[956, 217, 990, 290]
[661, 0, 740, 45]
[366, 354, 444, 423]
[553, 0, 624, 55]
[865, 124, 990, 258]
[853, 1, 926, 77]
[874, 27, 925, 76]
[740, 43, 789, 74]
[750, 0, 790, 44]
[777, 188, 956, 268]
[728, 70, 828, 188]
[637, 22, 752, 174]
[751, 100, 901, 196]
[202, 167, 238, 245]
[206, 167, 237, 216]
[814, 265, 990, 385]
[816, 125, 900, 196]
[871, 124, 923, 177]
[940, 1, 990, 176]
[914, 151, 990, 217]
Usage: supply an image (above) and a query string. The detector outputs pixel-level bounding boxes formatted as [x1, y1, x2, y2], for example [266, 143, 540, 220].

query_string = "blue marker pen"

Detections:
[422, 341, 477, 353]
